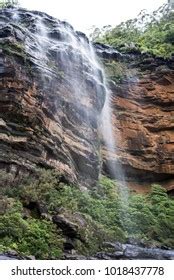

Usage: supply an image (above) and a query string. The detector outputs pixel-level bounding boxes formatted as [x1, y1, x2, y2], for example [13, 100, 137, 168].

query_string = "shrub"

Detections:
[0, 197, 63, 259]
[1, 169, 174, 258]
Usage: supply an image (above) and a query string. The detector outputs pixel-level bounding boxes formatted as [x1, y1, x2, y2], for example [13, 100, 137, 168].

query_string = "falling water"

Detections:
[86, 37, 130, 229]
[77, 31, 130, 223]
[91, 51, 129, 225]
[87, 41, 127, 184]
[35, 17, 51, 66]
[12, 9, 19, 21]
[100, 76, 129, 228]
[48, 23, 107, 142]
[10, 9, 128, 216]
[33, 14, 128, 189]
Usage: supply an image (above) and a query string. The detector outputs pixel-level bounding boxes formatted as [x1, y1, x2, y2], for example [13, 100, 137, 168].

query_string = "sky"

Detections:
[19, 0, 167, 33]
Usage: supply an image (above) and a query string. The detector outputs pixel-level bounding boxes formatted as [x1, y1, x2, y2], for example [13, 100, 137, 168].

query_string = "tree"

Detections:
[92, 4, 174, 58]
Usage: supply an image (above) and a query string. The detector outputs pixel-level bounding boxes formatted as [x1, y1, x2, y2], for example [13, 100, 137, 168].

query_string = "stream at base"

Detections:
[1, 243, 174, 260]
[95, 243, 174, 260]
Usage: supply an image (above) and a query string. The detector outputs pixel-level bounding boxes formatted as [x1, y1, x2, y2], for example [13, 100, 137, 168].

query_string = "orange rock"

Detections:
[102, 54, 174, 186]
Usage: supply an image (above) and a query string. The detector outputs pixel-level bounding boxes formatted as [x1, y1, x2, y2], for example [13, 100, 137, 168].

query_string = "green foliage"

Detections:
[0, 41, 26, 60]
[0, 169, 174, 259]
[101, 59, 136, 84]
[93, 5, 174, 58]
[0, 197, 63, 259]
[119, 185, 174, 247]
[0, 0, 19, 8]
[7, 171, 126, 242]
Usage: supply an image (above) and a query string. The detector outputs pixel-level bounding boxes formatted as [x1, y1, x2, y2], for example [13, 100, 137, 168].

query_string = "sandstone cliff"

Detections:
[96, 44, 174, 189]
[0, 8, 173, 190]
[0, 8, 105, 187]
[0, 7, 174, 260]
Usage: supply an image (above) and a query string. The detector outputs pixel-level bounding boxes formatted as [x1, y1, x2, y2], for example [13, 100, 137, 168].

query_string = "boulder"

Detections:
[52, 215, 80, 239]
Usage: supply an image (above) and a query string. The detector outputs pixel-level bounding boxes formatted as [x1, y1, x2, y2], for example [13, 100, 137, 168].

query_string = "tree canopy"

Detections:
[91, 4, 174, 58]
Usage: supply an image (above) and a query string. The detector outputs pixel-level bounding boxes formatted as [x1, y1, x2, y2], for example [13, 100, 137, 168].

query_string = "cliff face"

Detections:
[0, 8, 173, 189]
[98, 46, 174, 185]
[0, 9, 105, 187]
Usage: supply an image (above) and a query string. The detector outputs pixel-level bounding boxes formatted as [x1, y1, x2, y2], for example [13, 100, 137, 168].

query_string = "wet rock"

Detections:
[47, 29, 62, 40]
[64, 254, 90, 260]
[94, 42, 123, 60]
[52, 215, 79, 239]
[102, 241, 123, 251]
[111, 251, 124, 257]
[64, 239, 75, 251]
[0, 25, 14, 37]
[0, 254, 19, 260]
[122, 244, 174, 260]
[94, 244, 174, 260]
[107, 251, 124, 258]
[0, 251, 23, 260]
[0, 251, 35, 260]
[76, 31, 89, 44]
[0, 8, 106, 187]
[26, 255, 36, 260]
[95, 252, 112, 260]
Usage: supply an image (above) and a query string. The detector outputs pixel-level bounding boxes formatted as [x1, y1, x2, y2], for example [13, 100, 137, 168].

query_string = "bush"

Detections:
[0, 197, 63, 259]
[1, 169, 174, 258]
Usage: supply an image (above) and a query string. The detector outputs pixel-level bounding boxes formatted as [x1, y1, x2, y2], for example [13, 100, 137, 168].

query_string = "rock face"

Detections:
[96, 44, 174, 186]
[0, 8, 173, 189]
[0, 8, 105, 187]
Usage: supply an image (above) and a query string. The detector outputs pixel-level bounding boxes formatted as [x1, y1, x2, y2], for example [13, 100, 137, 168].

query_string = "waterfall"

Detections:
[86, 41, 127, 185]
[70, 27, 130, 221]
[101, 77, 128, 187]
[11, 9, 127, 192]
[100, 78, 129, 229]
[33, 13, 127, 187]
[12, 9, 19, 21]
[36, 18, 49, 61]
[86, 38, 129, 230]
[89, 49, 129, 228]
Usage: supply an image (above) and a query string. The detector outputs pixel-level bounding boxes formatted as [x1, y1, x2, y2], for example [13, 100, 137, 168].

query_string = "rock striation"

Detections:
[0, 8, 173, 189]
[0, 8, 105, 187]
[96, 44, 174, 186]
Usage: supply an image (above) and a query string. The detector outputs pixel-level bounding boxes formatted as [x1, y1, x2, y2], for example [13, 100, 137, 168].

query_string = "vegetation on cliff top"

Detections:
[0, 0, 18, 8]
[0, 169, 174, 259]
[91, 5, 174, 58]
